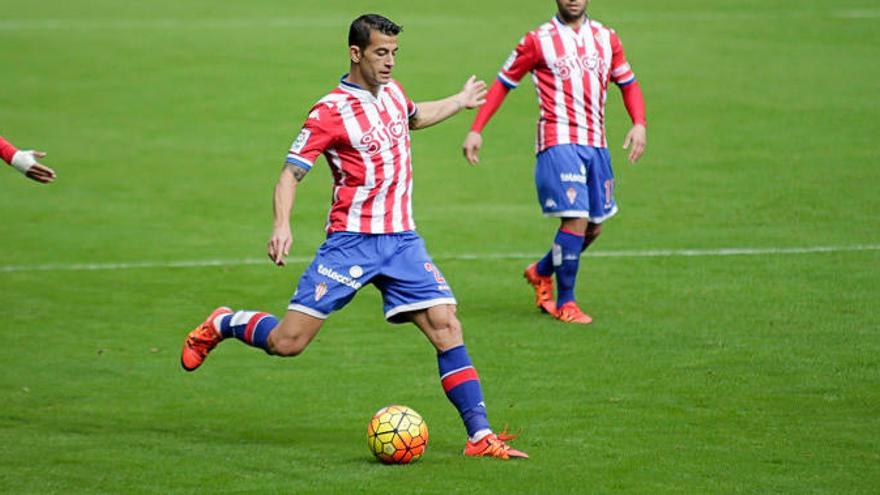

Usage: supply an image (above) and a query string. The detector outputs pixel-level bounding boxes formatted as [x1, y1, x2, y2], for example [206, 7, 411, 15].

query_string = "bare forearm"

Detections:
[273, 165, 302, 228]
[410, 94, 465, 130]
[267, 164, 304, 265]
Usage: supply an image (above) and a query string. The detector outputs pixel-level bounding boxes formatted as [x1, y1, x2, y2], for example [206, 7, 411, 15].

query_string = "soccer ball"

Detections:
[367, 405, 429, 464]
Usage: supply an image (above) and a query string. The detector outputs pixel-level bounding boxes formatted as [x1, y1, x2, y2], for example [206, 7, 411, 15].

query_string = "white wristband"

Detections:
[11, 150, 36, 174]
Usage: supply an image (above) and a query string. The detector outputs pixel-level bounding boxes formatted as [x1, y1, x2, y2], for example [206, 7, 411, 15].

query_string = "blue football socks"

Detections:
[553, 228, 585, 306]
[535, 249, 555, 277]
[437, 345, 492, 441]
[215, 310, 277, 352]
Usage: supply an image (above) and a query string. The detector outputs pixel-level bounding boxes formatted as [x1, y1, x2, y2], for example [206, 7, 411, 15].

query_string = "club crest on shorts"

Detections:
[566, 187, 577, 205]
[314, 282, 328, 302]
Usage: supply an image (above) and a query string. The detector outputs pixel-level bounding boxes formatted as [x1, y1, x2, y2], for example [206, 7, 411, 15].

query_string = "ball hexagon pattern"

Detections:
[367, 405, 429, 464]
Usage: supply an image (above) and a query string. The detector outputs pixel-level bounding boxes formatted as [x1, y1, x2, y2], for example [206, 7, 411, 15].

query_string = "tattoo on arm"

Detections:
[285, 163, 309, 182]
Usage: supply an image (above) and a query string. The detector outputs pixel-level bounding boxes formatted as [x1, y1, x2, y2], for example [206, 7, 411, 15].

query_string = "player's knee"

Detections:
[426, 306, 452, 329]
[421, 305, 462, 348]
[586, 222, 603, 239]
[561, 217, 588, 235]
[444, 313, 463, 340]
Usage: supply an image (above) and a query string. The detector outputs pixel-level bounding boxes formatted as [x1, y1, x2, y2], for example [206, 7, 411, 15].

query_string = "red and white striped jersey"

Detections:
[286, 78, 418, 234]
[498, 16, 637, 152]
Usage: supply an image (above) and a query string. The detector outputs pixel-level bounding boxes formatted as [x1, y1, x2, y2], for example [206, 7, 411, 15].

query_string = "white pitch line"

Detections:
[1, 245, 878, 273]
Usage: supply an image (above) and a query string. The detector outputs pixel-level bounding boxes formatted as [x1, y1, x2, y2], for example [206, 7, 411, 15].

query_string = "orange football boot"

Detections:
[523, 263, 556, 314]
[181, 306, 232, 371]
[555, 301, 593, 324]
[463, 432, 529, 460]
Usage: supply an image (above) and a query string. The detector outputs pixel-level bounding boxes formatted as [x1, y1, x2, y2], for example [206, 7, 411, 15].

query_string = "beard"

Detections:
[558, 3, 587, 22]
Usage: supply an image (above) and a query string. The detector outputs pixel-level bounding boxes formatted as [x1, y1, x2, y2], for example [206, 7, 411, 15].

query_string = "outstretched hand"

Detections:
[622, 124, 646, 164]
[457, 75, 487, 110]
[13, 150, 56, 183]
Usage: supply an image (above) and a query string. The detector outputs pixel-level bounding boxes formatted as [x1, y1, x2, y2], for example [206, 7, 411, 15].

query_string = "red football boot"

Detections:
[463, 432, 529, 460]
[524, 263, 556, 314]
[555, 301, 593, 324]
[181, 306, 232, 371]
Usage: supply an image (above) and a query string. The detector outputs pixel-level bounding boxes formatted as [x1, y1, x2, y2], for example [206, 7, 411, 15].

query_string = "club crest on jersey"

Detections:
[359, 118, 408, 156]
[566, 187, 578, 205]
[314, 282, 328, 302]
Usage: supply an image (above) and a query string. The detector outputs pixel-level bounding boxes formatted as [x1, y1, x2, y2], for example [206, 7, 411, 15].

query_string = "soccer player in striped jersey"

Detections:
[462, 0, 647, 324]
[1, 135, 56, 183]
[181, 14, 527, 460]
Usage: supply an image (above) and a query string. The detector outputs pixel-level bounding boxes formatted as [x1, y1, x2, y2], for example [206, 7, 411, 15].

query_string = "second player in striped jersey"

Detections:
[462, 0, 647, 324]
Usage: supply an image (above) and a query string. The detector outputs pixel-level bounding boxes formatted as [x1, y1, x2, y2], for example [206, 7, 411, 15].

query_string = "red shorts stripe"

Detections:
[244, 312, 269, 344]
[441, 367, 479, 392]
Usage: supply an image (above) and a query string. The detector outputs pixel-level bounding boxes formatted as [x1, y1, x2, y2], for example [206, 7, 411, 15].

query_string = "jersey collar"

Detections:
[552, 14, 588, 34]
[339, 74, 384, 101]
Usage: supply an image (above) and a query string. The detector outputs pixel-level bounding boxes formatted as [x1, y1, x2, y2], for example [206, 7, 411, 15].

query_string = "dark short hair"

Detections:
[348, 14, 402, 50]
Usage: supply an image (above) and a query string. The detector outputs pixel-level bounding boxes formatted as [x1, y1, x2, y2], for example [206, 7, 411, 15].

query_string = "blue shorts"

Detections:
[535, 144, 618, 223]
[288, 231, 456, 323]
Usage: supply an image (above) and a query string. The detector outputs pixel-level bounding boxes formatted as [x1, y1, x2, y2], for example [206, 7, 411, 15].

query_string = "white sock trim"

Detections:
[469, 429, 493, 443]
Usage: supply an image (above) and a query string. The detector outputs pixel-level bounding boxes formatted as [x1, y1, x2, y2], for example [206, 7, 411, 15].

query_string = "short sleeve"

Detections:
[498, 33, 540, 89]
[286, 103, 338, 171]
[609, 30, 636, 86]
[406, 98, 417, 119]
[389, 80, 417, 119]
[400, 87, 416, 119]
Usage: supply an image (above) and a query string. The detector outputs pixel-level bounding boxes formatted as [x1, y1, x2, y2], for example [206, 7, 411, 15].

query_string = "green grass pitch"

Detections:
[1, 0, 879, 492]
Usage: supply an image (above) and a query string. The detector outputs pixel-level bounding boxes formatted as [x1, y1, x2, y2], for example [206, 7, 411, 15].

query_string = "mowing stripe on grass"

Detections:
[0, 10, 876, 31]
[2, 244, 878, 273]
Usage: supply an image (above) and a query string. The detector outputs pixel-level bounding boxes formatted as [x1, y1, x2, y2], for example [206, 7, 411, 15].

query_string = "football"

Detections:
[367, 405, 429, 464]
